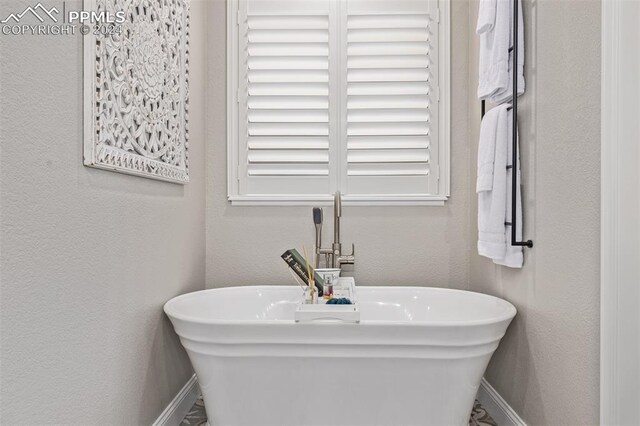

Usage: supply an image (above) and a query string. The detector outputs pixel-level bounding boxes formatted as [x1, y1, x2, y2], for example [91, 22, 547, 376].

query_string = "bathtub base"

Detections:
[192, 353, 493, 426]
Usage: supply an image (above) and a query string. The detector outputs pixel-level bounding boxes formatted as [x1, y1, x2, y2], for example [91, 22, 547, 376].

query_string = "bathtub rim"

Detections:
[164, 285, 517, 327]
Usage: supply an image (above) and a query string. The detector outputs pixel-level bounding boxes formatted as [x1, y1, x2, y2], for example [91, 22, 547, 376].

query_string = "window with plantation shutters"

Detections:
[228, 0, 450, 205]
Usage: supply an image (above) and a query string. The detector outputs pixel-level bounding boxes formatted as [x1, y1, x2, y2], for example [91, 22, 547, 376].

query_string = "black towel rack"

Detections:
[480, 0, 533, 248]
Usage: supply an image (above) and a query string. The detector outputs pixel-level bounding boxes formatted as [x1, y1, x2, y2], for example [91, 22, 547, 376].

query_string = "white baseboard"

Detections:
[477, 378, 527, 426]
[153, 374, 200, 426]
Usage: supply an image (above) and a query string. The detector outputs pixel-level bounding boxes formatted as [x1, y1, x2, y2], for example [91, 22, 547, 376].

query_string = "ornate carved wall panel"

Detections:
[83, 0, 190, 183]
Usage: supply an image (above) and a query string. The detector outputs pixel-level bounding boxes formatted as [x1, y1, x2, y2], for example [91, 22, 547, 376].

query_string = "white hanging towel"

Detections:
[477, 105, 509, 260]
[494, 113, 524, 268]
[477, 105, 524, 267]
[477, 0, 525, 103]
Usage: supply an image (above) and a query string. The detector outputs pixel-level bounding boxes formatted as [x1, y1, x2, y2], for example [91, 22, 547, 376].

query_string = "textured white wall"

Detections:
[205, 0, 472, 290]
[467, 0, 601, 423]
[0, 0, 206, 424]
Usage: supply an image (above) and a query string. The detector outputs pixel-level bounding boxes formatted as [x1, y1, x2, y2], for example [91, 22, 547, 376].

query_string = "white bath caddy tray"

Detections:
[295, 277, 360, 323]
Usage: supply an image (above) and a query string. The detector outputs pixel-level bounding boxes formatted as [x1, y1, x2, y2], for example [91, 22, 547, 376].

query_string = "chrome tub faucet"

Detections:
[313, 191, 355, 270]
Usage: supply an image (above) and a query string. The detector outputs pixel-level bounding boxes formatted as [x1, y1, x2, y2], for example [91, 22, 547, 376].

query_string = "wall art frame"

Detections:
[83, 0, 190, 184]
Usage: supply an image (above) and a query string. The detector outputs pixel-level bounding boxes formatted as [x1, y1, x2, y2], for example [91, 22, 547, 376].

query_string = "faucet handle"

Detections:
[338, 243, 355, 266]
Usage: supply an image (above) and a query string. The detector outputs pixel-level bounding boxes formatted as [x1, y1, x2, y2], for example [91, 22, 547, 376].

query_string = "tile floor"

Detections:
[180, 397, 498, 426]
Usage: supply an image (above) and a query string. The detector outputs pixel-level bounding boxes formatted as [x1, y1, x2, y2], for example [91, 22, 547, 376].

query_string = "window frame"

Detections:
[226, 0, 451, 206]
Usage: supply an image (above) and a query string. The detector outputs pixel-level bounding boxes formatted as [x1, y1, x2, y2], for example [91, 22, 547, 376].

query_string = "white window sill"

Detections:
[228, 195, 449, 206]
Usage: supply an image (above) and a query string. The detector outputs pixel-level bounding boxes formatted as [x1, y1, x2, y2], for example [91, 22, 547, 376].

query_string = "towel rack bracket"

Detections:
[513, 239, 534, 248]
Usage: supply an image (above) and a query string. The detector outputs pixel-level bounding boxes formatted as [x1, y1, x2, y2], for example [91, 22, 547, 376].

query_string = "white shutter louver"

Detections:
[344, 0, 439, 195]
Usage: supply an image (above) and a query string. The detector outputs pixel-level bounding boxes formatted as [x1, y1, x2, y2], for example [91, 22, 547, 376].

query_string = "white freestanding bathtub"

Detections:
[164, 286, 516, 426]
